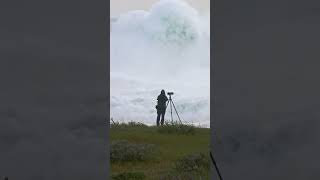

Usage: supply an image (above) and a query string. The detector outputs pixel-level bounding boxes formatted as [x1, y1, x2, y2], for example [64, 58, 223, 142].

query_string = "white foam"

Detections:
[110, 0, 210, 127]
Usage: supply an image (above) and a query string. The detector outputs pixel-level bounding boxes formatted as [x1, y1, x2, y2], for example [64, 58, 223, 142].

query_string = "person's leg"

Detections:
[161, 111, 165, 125]
[156, 112, 160, 126]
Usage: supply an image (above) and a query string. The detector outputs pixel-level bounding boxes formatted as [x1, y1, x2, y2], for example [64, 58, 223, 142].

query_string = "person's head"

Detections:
[161, 89, 165, 95]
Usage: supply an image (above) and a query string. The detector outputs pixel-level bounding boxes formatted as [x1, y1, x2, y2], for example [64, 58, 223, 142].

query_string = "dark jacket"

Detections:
[157, 91, 168, 110]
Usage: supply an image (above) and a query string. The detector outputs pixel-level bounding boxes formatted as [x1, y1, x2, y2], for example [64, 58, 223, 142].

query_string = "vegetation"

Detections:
[157, 121, 196, 135]
[174, 152, 210, 174]
[111, 121, 149, 129]
[110, 121, 210, 179]
[111, 140, 156, 162]
[111, 172, 146, 180]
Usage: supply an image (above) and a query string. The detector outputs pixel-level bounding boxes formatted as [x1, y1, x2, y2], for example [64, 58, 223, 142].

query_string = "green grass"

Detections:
[110, 122, 210, 179]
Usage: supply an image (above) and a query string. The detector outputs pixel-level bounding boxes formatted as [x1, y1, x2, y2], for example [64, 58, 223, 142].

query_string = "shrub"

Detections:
[157, 122, 195, 135]
[111, 172, 146, 180]
[111, 140, 156, 162]
[111, 121, 148, 129]
[174, 152, 210, 173]
[127, 121, 148, 127]
[157, 172, 199, 180]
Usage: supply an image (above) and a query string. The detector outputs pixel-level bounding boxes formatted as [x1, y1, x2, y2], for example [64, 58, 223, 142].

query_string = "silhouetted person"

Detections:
[156, 89, 168, 126]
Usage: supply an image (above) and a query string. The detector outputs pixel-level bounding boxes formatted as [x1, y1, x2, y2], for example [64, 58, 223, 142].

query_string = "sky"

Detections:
[111, 0, 210, 16]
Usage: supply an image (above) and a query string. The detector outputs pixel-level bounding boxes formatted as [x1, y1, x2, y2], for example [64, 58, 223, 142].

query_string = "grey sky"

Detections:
[111, 0, 210, 16]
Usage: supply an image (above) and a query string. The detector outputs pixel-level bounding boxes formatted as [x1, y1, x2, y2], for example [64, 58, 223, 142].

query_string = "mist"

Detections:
[110, 0, 210, 127]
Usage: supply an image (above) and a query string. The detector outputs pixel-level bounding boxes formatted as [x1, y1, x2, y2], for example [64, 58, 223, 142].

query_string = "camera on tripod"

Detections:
[167, 92, 174, 95]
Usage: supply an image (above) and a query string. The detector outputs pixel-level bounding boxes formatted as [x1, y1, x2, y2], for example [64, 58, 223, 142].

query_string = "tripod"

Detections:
[210, 151, 223, 180]
[165, 94, 182, 124]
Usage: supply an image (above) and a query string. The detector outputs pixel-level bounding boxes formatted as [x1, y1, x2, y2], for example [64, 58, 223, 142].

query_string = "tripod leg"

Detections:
[166, 100, 169, 108]
[171, 100, 182, 124]
[170, 101, 173, 124]
[163, 101, 169, 125]
[210, 151, 223, 180]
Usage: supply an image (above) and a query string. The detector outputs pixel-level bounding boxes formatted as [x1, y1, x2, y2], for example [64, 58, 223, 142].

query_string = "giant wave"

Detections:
[110, 0, 210, 127]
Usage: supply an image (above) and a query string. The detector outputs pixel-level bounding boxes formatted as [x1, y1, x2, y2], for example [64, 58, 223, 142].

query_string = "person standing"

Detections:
[156, 89, 168, 126]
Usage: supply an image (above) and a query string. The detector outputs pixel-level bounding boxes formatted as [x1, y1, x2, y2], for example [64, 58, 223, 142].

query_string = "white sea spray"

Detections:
[110, 0, 210, 127]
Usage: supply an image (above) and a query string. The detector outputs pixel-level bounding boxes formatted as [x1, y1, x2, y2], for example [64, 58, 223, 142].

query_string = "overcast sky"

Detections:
[111, 0, 210, 16]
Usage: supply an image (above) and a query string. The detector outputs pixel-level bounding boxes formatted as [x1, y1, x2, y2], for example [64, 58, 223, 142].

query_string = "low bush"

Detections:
[111, 121, 148, 129]
[157, 172, 200, 180]
[157, 122, 195, 135]
[111, 172, 146, 180]
[174, 152, 210, 173]
[111, 140, 156, 162]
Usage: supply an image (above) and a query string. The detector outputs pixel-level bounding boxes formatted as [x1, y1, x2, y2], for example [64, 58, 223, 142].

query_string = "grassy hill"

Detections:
[110, 122, 210, 180]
